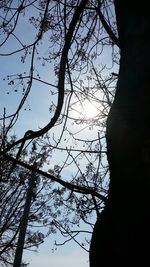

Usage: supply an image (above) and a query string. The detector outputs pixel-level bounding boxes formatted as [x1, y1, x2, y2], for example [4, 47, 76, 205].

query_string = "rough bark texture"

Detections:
[90, 2, 150, 266]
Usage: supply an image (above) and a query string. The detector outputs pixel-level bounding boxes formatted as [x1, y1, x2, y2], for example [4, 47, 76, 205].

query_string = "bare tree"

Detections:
[3, 1, 148, 266]
[0, 133, 59, 266]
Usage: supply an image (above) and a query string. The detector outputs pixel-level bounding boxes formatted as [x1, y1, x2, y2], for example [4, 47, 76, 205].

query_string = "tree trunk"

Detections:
[13, 175, 36, 267]
[90, 2, 150, 266]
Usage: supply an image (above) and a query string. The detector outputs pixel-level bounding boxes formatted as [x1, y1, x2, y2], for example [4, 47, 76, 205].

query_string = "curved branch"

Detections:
[4, 0, 89, 153]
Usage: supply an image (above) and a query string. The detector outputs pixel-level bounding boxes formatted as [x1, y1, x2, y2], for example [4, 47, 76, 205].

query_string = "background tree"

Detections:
[0, 130, 59, 266]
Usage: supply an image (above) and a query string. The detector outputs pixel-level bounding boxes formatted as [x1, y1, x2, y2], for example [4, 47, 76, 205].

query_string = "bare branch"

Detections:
[1, 152, 107, 203]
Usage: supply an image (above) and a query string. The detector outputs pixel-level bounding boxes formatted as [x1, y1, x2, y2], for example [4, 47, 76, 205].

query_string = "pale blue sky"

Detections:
[0, 2, 118, 266]
[0, 45, 94, 267]
[0, 33, 88, 267]
[23, 237, 89, 267]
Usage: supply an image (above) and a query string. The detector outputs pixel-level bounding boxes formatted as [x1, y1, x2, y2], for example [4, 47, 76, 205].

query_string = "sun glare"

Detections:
[82, 100, 98, 119]
[72, 99, 99, 120]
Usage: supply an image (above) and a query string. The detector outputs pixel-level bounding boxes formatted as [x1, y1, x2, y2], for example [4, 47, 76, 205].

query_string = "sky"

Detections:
[0, 2, 117, 266]
[0, 6, 93, 266]
[23, 237, 89, 267]
[0, 56, 92, 265]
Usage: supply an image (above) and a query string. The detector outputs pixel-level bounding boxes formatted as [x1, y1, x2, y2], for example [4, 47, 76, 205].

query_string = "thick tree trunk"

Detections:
[90, 3, 150, 266]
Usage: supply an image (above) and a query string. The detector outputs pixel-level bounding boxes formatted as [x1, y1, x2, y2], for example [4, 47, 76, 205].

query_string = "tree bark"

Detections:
[90, 2, 150, 266]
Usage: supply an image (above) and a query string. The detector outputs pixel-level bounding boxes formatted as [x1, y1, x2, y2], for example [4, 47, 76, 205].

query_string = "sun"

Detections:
[71, 99, 99, 121]
[82, 100, 98, 119]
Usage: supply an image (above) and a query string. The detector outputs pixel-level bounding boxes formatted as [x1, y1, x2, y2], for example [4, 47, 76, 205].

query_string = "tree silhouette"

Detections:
[90, 1, 150, 266]
[1, 0, 148, 266]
